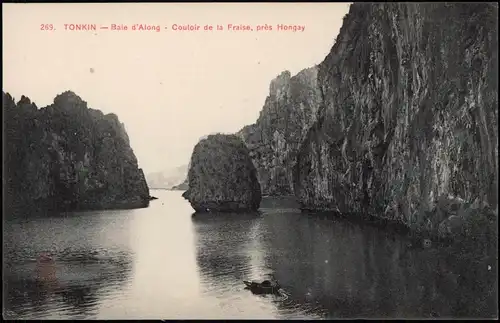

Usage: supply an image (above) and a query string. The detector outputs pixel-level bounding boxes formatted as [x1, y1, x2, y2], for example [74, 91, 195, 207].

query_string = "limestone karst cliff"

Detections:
[237, 67, 321, 196]
[182, 134, 261, 213]
[3, 90, 151, 214]
[293, 3, 498, 239]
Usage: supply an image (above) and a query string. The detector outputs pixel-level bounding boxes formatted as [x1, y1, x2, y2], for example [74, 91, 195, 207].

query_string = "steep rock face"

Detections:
[237, 67, 321, 196]
[3, 91, 151, 213]
[182, 134, 261, 212]
[294, 3, 498, 237]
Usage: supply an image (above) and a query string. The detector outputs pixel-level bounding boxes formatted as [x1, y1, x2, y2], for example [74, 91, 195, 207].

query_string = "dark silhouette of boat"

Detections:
[243, 280, 281, 294]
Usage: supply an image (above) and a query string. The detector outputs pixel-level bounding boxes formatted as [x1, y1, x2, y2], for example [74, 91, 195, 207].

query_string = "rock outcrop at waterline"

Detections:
[171, 178, 189, 191]
[3, 91, 151, 213]
[237, 67, 321, 196]
[293, 3, 498, 240]
[182, 134, 261, 212]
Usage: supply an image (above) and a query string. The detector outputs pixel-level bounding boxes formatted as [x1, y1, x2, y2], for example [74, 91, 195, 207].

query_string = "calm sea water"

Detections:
[3, 190, 498, 319]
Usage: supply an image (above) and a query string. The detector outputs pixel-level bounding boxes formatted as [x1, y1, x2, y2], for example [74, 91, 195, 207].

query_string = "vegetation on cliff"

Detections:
[182, 134, 261, 213]
[293, 3, 498, 243]
[3, 90, 151, 214]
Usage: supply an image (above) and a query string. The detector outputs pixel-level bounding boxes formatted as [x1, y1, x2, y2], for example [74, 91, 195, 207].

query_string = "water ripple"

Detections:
[4, 192, 497, 319]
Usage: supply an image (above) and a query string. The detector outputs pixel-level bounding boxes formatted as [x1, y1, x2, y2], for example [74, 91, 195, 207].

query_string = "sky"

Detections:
[3, 3, 351, 174]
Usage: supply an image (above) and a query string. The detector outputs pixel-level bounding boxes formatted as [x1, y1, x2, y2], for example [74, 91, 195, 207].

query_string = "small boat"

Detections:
[243, 280, 281, 294]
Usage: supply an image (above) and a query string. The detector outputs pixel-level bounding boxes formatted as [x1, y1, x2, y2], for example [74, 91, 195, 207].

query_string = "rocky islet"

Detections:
[3, 90, 151, 214]
[182, 134, 261, 213]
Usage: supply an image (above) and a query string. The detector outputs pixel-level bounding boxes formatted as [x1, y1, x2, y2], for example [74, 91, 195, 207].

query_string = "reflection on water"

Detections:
[258, 211, 498, 319]
[191, 212, 284, 319]
[3, 211, 134, 320]
[3, 190, 497, 319]
[192, 212, 261, 286]
[192, 206, 497, 319]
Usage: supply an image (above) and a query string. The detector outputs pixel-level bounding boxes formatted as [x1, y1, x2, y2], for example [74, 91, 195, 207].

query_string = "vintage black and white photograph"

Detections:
[2, 2, 498, 320]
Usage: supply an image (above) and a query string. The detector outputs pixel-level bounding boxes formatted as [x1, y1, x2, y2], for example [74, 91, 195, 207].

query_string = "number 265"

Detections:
[40, 24, 54, 30]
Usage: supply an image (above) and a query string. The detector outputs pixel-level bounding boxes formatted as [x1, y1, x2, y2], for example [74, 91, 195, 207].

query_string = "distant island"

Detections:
[146, 164, 188, 190]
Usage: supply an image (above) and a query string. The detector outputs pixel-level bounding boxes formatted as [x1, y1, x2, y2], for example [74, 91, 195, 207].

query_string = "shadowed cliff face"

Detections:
[238, 68, 321, 196]
[183, 134, 261, 213]
[3, 90, 150, 214]
[294, 4, 498, 236]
